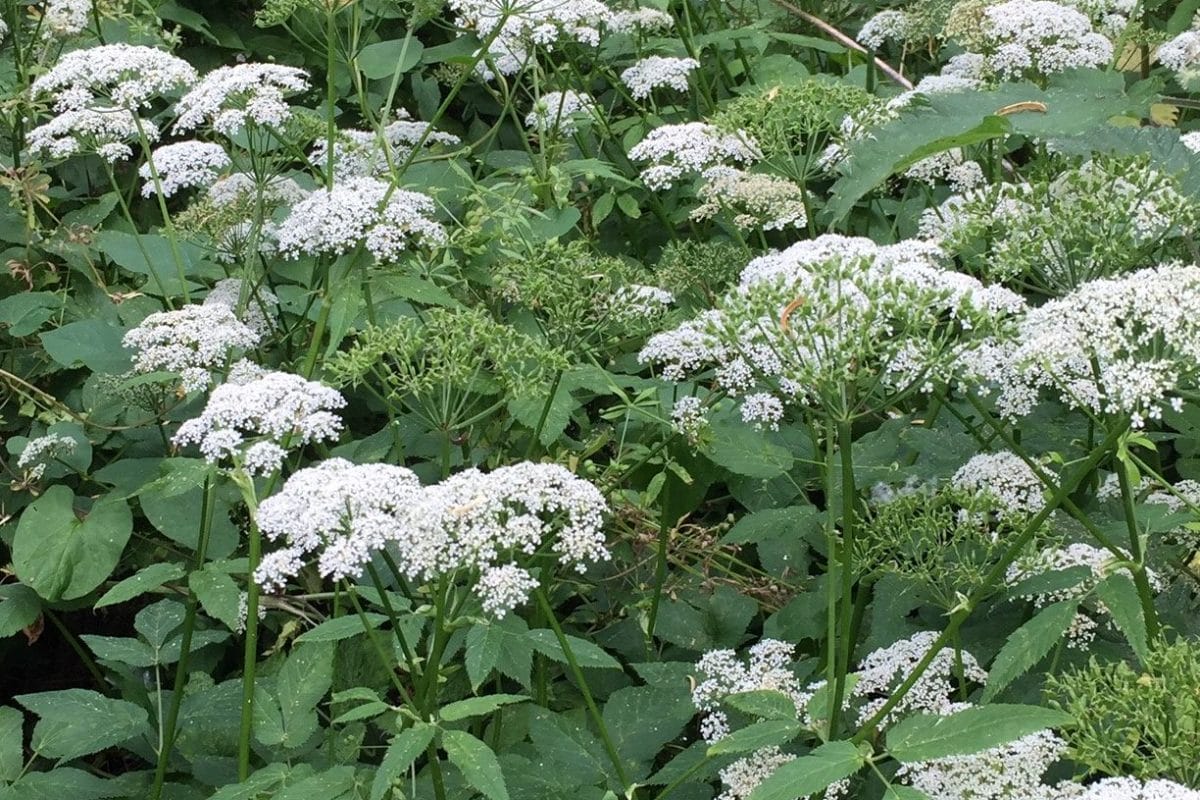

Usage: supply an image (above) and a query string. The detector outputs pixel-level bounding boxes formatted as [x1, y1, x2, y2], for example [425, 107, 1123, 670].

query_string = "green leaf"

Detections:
[886, 704, 1073, 763]
[722, 506, 819, 545]
[0, 584, 41, 639]
[748, 740, 865, 800]
[208, 763, 292, 799]
[1094, 572, 1150, 663]
[707, 720, 803, 755]
[95, 230, 217, 294]
[80, 635, 157, 667]
[704, 418, 794, 479]
[443, 730, 509, 800]
[884, 787, 933, 800]
[0, 767, 122, 800]
[527, 629, 622, 669]
[16, 689, 149, 762]
[604, 685, 695, 765]
[0, 707, 23, 782]
[94, 563, 184, 609]
[370, 723, 436, 800]
[440, 694, 529, 722]
[12, 486, 133, 602]
[39, 320, 131, 374]
[466, 619, 534, 689]
[275, 766, 356, 800]
[135, 599, 185, 649]
[358, 37, 424, 80]
[278, 642, 334, 747]
[296, 612, 388, 642]
[0, 292, 60, 337]
[190, 569, 242, 632]
[723, 690, 800, 721]
[983, 600, 1079, 702]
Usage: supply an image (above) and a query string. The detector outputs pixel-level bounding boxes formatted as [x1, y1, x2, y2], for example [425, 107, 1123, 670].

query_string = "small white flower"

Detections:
[309, 112, 461, 179]
[27, 107, 157, 162]
[139, 141, 231, 197]
[524, 90, 597, 134]
[32, 44, 197, 111]
[175, 63, 310, 137]
[123, 302, 261, 392]
[274, 177, 445, 261]
[17, 433, 78, 480]
[620, 56, 698, 99]
[41, 0, 93, 38]
[952, 451, 1046, 518]
[629, 122, 760, 190]
[980, 1, 1113, 79]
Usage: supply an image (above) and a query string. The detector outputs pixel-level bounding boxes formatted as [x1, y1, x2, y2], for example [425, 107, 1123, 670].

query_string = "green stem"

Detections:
[1116, 459, 1162, 639]
[150, 477, 216, 800]
[822, 419, 839, 736]
[300, 288, 333, 378]
[365, 562, 420, 679]
[533, 587, 631, 790]
[344, 584, 415, 707]
[237, 478, 263, 781]
[525, 369, 564, 460]
[645, 475, 672, 649]
[829, 415, 857, 738]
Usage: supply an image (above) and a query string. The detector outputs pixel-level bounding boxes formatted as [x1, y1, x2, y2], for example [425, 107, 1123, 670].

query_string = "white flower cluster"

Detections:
[958, 264, 1200, 427]
[139, 140, 231, 197]
[692, 168, 808, 231]
[848, 630, 987, 726]
[1145, 478, 1200, 513]
[204, 278, 278, 337]
[309, 113, 461, 179]
[620, 56, 699, 99]
[1069, 777, 1200, 800]
[449, 0, 610, 77]
[693, 639, 805, 744]
[253, 459, 424, 590]
[32, 44, 197, 111]
[172, 361, 345, 475]
[607, 7, 674, 33]
[1159, 31, 1200, 76]
[609, 284, 674, 322]
[41, 0, 93, 38]
[390, 462, 610, 615]
[174, 63, 310, 137]
[716, 747, 796, 800]
[640, 235, 1023, 422]
[17, 433, 78, 480]
[903, 150, 985, 192]
[859, 9, 916, 49]
[629, 123, 761, 190]
[274, 177, 445, 261]
[27, 107, 154, 162]
[670, 396, 709, 443]
[978, 0, 1114, 79]
[206, 173, 308, 209]
[1006, 542, 1165, 646]
[123, 303, 261, 392]
[897, 730, 1069, 800]
[1182, 131, 1200, 154]
[951, 451, 1046, 518]
[525, 90, 597, 134]
[256, 460, 608, 611]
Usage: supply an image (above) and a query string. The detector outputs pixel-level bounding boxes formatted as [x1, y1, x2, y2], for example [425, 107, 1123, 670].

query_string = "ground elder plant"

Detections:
[5, 0, 1200, 798]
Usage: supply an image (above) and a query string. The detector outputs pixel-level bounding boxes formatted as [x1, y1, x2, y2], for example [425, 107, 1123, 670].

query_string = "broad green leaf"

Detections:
[527, 629, 621, 669]
[0, 292, 60, 337]
[275, 766, 356, 800]
[886, 704, 1073, 763]
[12, 486, 133, 602]
[94, 563, 184, 609]
[135, 599, 184, 649]
[983, 600, 1079, 702]
[95, 230, 217, 294]
[0, 584, 41, 639]
[443, 730, 509, 800]
[16, 689, 148, 762]
[440, 694, 529, 722]
[1095, 572, 1150, 663]
[0, 767, 121, 800]
[370, 723, 436, 800]
[748, 740, 865, 800]
[190, 569, 242, 632]
[704, 418, 794, 479]
[707, 720, 803, 755]
[296, 612, 388, 642]
[722, 507, 819, 545]
[39, 319, 130, 374]
[358, 37, 424, 79]
[278, 642, 334, 747]
[80, 635, 156, 668]
[603, 685, 695, 765]
[208, 763, 293, 799]
[884, 787, 933, 799]
[465, 618, 534, 689]
[0, 707, 22, 782]
[724, 690, 801, 721]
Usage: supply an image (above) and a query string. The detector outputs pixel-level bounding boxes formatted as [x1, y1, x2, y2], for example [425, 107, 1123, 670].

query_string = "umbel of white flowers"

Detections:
[253, 460, 610, 617]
